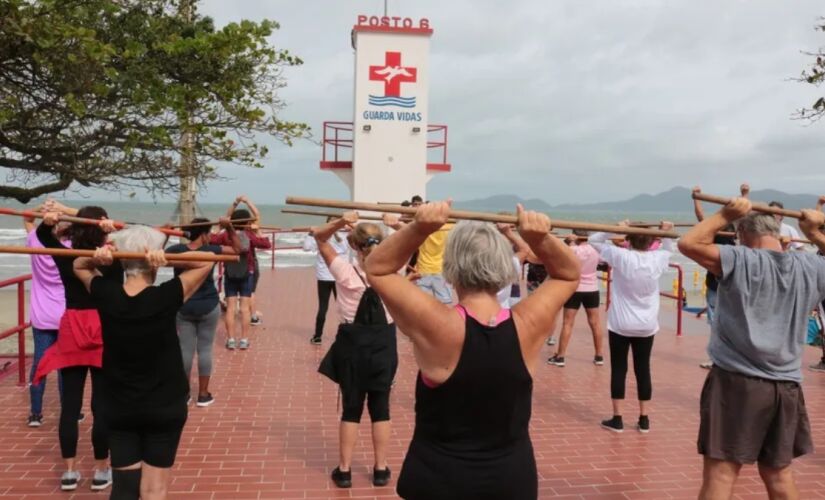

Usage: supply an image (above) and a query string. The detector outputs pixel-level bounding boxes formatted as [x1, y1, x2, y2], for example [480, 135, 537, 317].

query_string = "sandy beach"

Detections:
[0, 290, 31, 356]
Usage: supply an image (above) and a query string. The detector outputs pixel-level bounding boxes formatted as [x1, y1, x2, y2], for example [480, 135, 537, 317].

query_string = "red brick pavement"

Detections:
[0, 267, 824, 499]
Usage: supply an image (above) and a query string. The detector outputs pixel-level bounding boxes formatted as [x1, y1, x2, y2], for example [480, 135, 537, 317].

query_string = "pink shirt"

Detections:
[328, 256, 391, 324]
[571, 243, 600, 292]
[27, 230, 69, 330]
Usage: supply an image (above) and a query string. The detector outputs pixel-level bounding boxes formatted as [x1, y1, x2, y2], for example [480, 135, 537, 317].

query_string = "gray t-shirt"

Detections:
[710, 246, 825, 382]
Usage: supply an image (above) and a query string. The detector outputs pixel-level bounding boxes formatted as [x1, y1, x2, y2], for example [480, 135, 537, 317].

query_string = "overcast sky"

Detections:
[91, 0, 825, 204]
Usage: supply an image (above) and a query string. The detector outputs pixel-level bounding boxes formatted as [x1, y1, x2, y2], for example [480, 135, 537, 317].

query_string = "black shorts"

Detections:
[108, 401, 187, 469]
[564, 291, 600, 310]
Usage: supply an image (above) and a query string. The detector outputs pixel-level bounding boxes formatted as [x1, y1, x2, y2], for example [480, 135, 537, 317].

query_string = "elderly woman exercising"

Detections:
[366, 201, 580, 500]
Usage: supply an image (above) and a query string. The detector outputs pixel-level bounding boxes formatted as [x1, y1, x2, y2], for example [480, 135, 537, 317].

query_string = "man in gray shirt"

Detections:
[679, 196, 825, 500]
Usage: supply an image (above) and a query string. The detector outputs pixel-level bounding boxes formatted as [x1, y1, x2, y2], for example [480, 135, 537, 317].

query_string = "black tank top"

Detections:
[396, 309, 537, 500]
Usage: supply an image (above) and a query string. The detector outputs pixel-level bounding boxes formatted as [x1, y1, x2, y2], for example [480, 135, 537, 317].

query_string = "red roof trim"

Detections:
[320, 161, 353, 170]
[353, 25, 433, 36]
[427, 163, 451, 172]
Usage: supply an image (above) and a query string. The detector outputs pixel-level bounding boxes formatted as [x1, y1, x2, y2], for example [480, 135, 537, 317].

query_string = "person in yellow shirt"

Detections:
[384, 197, 454, 304]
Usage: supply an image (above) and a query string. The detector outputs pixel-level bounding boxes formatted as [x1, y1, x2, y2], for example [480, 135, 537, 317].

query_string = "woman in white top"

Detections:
[303, 218, 350, 344]
[589, 221, 674, 434]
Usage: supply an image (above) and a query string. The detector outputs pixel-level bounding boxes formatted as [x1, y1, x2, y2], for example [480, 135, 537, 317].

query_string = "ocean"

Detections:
[0, 200, 798, 303]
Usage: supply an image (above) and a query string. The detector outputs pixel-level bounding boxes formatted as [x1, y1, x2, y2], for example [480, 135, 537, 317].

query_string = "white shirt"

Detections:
[496, 256, 523, 309]
[303, 233, 350, 281]
[589, 233, 674, 337]
[780, 223, 804, 250]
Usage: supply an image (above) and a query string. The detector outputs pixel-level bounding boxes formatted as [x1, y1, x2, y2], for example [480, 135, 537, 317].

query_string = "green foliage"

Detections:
[795, 17, 825, 122]
[0, 0, 309, 202]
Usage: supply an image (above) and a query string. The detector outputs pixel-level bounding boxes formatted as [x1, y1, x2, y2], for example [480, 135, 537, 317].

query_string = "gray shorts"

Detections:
[698, 367, 813, 468]
[417, 274, 453, 304]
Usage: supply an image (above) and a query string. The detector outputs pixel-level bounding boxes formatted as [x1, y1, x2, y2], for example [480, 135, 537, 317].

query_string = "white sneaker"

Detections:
[61, 471, 81, 491]
[226, 338, 236, 350]
[91, 468, 112, 491]
[239, 338, 250, 350]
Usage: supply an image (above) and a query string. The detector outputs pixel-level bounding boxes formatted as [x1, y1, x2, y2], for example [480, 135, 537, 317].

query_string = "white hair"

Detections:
[736, 213, 780, 239]
[108, 225, 167, 277]
[443, 221, 518, 293]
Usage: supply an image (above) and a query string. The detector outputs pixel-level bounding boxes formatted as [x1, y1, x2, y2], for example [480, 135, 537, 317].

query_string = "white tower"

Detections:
[320, 14, 450, 203]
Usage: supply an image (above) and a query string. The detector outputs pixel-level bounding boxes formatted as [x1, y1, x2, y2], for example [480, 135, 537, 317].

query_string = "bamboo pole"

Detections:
[172, 217, 257, 229]
[0, 245, 239, 262]
[0, 208, 186, 237]
[285, 197, 680, 238]
[691, 193, 803, 219]
[281, 208, 457, 224]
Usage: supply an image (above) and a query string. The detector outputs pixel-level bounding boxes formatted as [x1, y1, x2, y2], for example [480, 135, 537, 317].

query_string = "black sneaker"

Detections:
[27, 414, 43, 427]
[196, 393, 215, 407]
[593, 355, 604, 366]
[373, 466, 391, 487]
[310, 336, 322, 345]
[601, 415, 624, 433]
[250, 315, 262, 326]
[331, 467, 352, 488]
[547, 355, 565, 367]
[637, 415, 650, 434]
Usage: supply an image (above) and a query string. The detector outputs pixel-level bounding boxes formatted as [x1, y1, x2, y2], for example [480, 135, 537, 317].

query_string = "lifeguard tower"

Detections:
[320, 14, 450, 203]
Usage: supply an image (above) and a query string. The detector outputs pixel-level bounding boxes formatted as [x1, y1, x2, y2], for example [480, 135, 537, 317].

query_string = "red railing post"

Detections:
[270, 232, 276, 270]
[17, 280, 25, 386]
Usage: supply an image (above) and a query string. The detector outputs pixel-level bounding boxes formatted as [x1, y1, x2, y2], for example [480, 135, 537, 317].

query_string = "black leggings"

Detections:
[314, 280, 337, 339]
[60, 366, 108, 460]
[609, 331, 654, 401]
[341, 389, 390, 423]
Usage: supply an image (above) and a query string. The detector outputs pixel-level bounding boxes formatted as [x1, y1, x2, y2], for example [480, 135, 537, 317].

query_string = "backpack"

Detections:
[224, 232, 250, 280]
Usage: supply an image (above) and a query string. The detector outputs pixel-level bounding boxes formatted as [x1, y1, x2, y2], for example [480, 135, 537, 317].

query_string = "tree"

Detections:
[0, 0, 309, 203]
[795, 17, 825, 122]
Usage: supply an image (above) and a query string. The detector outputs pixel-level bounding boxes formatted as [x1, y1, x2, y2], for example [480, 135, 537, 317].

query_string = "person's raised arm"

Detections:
[512, 205, 580, 363]
[365, 201, 459, 357]
[215, 217, 241, 254]
[799, 198, 825, 254]
[497, 223, 537, 264]
[239, 195, 261, 220]
[678, 197, 751, 276]
[74, 246, 114, 292]
[658, 221, 676, 253]
[692, 186, 705, 222]
[314, 212, 356, 267]
[588, 231, 611, 252]
[382, 213, 405, 231]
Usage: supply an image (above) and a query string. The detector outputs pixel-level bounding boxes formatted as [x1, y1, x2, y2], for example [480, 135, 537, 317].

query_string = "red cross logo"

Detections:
[369, 51, 417, 97]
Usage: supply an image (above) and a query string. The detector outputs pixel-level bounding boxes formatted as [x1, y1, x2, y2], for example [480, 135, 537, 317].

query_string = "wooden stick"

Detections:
[629, 222, 694, 228]
[285, 196, 680, 238]
[0, 208, 186, 237]
[282, 208, 457, 224]
[0, 245, 239, 262]
[691, 193, 803, 219]
[172, 217, 257, 229]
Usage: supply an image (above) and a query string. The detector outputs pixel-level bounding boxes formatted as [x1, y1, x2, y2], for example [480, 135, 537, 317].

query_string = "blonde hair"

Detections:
[347, 222, 385, 257]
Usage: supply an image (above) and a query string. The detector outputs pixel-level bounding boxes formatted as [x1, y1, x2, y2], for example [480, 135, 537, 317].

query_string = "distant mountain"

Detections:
[457, 187, 821, 213]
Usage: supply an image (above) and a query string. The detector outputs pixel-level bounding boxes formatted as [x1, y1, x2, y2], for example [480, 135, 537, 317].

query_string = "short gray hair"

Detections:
[109, 225, 167, 277]
[443, 221, 518, 293]
[736, 213, 780, 239]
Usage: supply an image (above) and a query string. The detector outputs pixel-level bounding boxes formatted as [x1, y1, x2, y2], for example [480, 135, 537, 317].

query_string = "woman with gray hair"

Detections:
[366, 202, 580, 500]
[73, 226, 214, 500]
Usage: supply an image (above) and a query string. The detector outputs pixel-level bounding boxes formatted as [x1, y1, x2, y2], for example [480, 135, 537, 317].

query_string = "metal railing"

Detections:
[660, 263, 685, 337]
[598, 263, 684, 336]
[0, 274, 32, 386]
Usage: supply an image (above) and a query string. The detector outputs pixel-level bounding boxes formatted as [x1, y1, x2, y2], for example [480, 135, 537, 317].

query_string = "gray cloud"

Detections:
[86, 0, 825, 204]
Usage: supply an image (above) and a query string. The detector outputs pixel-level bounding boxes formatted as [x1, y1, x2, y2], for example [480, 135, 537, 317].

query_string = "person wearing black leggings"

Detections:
[589, 222, 675, 434]
[33, 207, 121, 492]
[304, 223, 348, 345]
